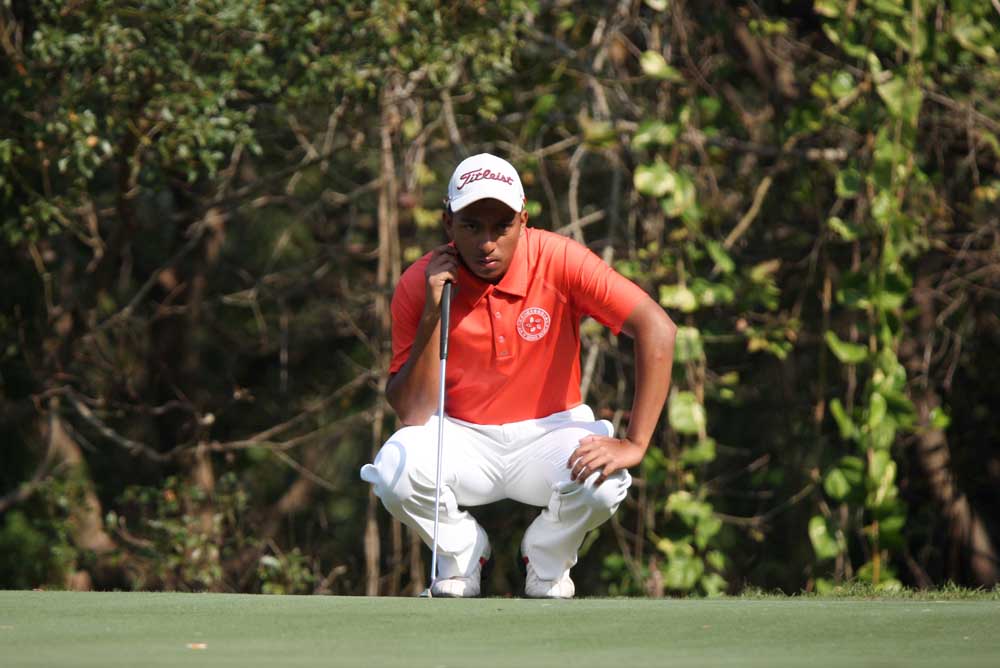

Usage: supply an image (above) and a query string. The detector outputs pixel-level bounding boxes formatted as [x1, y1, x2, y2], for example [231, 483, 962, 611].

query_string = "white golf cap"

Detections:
[446, 153, 525, 213]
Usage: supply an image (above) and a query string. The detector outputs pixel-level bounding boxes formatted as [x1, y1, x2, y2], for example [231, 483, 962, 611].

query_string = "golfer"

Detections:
[361, 153, 676, 598]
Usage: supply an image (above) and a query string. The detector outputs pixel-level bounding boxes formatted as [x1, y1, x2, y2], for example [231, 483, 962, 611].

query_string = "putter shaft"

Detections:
[427, 281, 452, 593]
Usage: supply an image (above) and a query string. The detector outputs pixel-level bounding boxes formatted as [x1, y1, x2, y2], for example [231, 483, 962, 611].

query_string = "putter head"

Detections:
[418, 588, 433, 598]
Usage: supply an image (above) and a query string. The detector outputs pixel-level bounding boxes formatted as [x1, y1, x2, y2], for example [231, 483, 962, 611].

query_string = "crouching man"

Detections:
[362, 153, 676, 598]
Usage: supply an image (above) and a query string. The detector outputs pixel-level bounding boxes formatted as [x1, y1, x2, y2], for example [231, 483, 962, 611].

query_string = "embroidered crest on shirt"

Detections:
[517, 307, 551, 341]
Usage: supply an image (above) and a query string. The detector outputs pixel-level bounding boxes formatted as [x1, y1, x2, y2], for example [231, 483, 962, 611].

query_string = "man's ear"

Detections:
[518, 206, 529, 235]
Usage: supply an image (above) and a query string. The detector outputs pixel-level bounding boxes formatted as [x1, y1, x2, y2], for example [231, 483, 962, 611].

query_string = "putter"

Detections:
[420, 280, 452, 598]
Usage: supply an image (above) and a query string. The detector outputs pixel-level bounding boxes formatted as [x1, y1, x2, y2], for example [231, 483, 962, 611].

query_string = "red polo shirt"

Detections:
[389, 227, 648, 424]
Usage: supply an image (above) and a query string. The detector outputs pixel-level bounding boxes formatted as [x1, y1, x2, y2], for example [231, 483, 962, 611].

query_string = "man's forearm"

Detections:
[624, 299, 677, 451]
[386, 309, 443, 425]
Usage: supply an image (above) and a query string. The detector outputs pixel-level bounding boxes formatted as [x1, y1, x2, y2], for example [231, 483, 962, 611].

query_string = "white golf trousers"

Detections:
[360, 404, 631, 581]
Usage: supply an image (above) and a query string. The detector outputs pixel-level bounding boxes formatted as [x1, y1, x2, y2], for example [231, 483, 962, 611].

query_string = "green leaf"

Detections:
[866, 450, 899, 510]
[706, 550, 728, 572]
[953, 17, 998, 63]
[674, 326, 704, 363]
[814, 0, 840, 18]
[808, 515, 844, 561]
[829, 71, 855, 99]
[879, 512, 906, 534]
[836, 271, 872, 310]
[876, 76, 923, 126]
[659, 284, 698, 312]
[825, 331, 869, 364]
[865, 420, 898, 451]
[664, 553, 704, 591]
[825, 456, 866, 501]
[700, 572, 727, 597]
[827, 216, 859, 241]
[749, 259, 781, 283]
[665, 491, 713, 526]
[823, 468, 852, 501]
[690, 279, 735, 306]
[668, 391, 707, 435]
[663, 170, 696, 217]
[867, 392, 887, 428]
[875, 18, 926, 57]
[633, 120, 678, 150]
[705, 240, 735, 274]
[863, 0, 906, 17]
[640, 51, 683, 81]
[835, 168, 862, 198]
[680, 438, 716, 466]
[839, 456, 866, 484]
[532, 93, 557, 116]
[634, 161, 676, 197]
[929, 406, 951, 430]
[829, 399, 860, 441]
[695, 514, 722, 549]
[581, 117, 616, 147]
[867, 450, 890, 486]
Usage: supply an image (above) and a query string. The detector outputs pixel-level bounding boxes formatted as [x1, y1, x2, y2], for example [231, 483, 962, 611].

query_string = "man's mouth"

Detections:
[478, 257, 500, 269]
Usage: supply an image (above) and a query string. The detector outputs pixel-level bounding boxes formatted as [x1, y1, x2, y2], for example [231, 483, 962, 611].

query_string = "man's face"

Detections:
[444, 198, 527, 283]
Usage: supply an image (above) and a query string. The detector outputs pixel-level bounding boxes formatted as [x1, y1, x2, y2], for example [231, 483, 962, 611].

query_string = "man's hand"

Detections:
[424, 244, 458, 312]
[567, 435, 646, 485]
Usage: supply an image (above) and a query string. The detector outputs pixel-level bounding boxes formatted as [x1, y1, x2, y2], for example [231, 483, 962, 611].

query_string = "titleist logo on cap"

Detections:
[456, 168, 514, 190]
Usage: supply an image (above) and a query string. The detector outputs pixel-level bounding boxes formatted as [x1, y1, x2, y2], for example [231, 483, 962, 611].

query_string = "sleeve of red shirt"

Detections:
[560, 237, 649, 334]
[389, 259, 429, 375]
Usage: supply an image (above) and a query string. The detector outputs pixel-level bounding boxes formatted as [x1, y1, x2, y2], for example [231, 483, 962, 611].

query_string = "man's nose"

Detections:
[477, 231, 498, 251]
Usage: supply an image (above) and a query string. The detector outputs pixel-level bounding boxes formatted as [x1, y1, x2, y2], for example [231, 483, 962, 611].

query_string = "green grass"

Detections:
[738, 582, 1000, 600]
[2, 591, 999, 667]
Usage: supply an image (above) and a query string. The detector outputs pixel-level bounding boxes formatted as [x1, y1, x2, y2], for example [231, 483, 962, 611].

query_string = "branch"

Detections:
[714, 482, 816, 528]
[0, 462, 68, 514]
[680, 128, 849, 163]
[58, 370, 373, 463]
[497, 135, 581, 161]
[565, 144, 588, 242]
[270, 450, 338, 492]
[723, 175, 773, 251]
[440, 88, 466, 158]
[65, 389, 172, 462]
[206, 409, 373, 454]
[92, 216, 211, 333]
[554, 209, 605, 236]
[702, 453, 772, 494]
[203, 371, 374, 450]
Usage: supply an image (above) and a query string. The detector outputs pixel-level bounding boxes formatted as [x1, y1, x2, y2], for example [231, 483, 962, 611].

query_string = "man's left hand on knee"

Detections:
[567, 435, 645, 485]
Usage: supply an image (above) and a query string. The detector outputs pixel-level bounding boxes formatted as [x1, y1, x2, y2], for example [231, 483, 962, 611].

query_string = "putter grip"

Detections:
[439, 281, 452, 360]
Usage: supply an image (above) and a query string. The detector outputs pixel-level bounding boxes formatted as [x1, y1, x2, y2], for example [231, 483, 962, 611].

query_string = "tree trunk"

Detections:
[45, 400, 116, 589]
[911, 276, 999, 586]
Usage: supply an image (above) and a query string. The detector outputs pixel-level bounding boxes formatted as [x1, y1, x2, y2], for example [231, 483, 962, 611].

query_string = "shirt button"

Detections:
[498, 335, 505, 342]
[495, 311, 501, 318]
[499, 350, 509, 356]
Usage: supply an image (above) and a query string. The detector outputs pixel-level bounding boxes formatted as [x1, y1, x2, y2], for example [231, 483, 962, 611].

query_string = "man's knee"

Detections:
[581, 470, 632, 516]
[360, 427, 428, 507]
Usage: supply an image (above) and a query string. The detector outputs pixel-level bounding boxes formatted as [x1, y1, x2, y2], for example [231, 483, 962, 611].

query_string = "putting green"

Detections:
[1, 591, 998, 667]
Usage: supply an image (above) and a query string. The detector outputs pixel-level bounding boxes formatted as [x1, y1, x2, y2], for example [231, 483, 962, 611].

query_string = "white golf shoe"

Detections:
[429, 537, 491, 598]
[524, 559, 575, 599]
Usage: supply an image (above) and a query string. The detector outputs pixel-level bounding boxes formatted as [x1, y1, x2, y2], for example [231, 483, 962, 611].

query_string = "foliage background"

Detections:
[1, 0, 998, 596]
